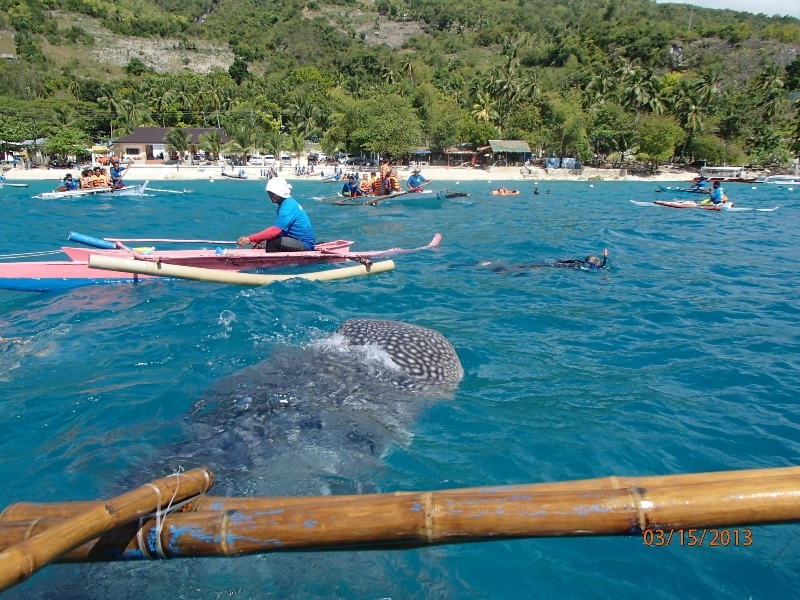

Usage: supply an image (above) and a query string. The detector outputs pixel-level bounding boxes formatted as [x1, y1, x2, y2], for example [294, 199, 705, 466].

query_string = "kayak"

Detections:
[0, 182, 29, 188]
[631, 199, 730, 210]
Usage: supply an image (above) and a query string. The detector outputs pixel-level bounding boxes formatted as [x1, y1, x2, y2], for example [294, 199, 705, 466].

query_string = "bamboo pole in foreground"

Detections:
[87, 254, 394, 286]
[1, 467, 800, 563]
[0, 467, 213, 592]
[5, 464, 800, 520]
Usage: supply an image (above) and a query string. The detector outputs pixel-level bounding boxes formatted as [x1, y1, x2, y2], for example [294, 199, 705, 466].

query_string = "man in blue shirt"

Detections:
[55, 173, 78, 192]
[406, 168, 430, 192]
[237, 177, 316, 252]
[341, 176, 361, 197]
[701, 182, 727, 205]
[109, 158, 129, 188]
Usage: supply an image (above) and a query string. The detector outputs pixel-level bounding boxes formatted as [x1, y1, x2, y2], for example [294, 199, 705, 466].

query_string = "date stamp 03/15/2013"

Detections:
[643, 529, 753, 547]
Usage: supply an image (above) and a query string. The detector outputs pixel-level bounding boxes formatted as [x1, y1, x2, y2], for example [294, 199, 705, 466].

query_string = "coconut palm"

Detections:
[402, 58, 414, 85]
[381, 67, 398, 85]
[165, 128, 192, 163]
[472, 90, 500, 124]
[224, 123, 257, 162]
[50, 106, 79, 129]
[289, 130, 306, 166]
[263, 128, 288, 162]
[199, 131, 223, 161]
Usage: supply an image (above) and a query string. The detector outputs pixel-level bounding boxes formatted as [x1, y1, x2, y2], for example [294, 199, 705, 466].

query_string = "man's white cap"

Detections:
[265, 177, 292, 198]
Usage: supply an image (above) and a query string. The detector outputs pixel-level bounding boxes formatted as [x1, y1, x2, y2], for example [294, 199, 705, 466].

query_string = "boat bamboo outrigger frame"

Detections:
[2, 464, 800, 593]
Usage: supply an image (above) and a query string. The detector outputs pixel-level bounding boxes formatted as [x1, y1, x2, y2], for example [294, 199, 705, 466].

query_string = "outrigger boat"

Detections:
[35, 181, 148, 200]
[0, 182, 29, 188]
[0, 232, 442, 292]
[220, 170, 248, 180]
[690, 166, 757, 184]
[333, 189, 440, 206]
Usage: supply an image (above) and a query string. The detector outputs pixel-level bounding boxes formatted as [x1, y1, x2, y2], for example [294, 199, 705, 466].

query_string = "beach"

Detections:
[3, 162, 694, 183]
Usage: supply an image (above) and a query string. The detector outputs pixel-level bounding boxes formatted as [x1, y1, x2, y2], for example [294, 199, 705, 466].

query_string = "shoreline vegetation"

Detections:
[0, 0, 798, 179]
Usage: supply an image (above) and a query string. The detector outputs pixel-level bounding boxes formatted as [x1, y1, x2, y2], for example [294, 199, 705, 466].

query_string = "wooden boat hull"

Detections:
[0, 261, 156, 292]
[61, 240, 353, 270]
[690, 177, 756, 184]
[0, 182, 29, 188]
[219, 173, 248, 180]
[36, 181, 148, 200]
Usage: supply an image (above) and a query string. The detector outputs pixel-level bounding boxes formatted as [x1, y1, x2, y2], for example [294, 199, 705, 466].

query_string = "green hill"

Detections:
[1, 0, 798, 166]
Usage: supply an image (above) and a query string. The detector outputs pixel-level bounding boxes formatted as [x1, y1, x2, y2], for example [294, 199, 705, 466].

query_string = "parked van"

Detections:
[280, 154, 292, 165]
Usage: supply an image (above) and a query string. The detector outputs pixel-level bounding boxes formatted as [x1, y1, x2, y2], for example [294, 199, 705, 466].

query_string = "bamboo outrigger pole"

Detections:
[2, 466, 800, 566]
[0, 467, 213, 592]
[87, 255, 395, 286]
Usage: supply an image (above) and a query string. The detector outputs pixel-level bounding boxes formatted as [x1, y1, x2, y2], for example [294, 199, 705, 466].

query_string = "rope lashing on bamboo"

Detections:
[0, 467, 214, 592]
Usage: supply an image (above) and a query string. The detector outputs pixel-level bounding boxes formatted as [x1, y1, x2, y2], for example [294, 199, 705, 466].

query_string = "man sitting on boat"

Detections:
[55, 173, 79, 192]
[236, 177, 316, 252]
[110, 158, 129, 188]
[406, 168, 430, 193]
[341, 175, 362, 197]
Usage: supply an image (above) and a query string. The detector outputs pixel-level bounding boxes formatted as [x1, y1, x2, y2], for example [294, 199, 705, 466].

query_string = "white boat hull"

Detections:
[36, 181, 149, 200]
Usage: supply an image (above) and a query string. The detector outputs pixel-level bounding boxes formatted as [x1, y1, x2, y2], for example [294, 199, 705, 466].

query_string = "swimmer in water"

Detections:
[485, 249, 609, 274]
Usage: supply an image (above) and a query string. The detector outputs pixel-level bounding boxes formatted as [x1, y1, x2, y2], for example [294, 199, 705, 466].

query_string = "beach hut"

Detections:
[444, 145, 478, 167]
[484, 140, 532, 166]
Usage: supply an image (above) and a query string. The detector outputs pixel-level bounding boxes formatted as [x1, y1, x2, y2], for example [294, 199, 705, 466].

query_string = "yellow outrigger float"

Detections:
[3, 465, 800, 592]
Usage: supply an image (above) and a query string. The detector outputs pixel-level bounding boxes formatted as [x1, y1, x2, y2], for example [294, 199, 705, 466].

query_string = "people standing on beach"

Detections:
[406, 168, 430, 192]
[236, 177, 316, 252]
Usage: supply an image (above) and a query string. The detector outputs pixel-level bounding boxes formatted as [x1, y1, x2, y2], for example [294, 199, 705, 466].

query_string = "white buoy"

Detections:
[789, 187, 794, 191]
[534, 182, 538, 185]
[751, 186, 757, 190]
[209, 178, 215, 183]
[590, 184, 594, 188]
[455, 182, 460, 184]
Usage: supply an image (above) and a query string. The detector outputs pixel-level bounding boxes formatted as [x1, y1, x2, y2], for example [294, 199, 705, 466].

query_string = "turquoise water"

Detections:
[1, 178, 798, 598]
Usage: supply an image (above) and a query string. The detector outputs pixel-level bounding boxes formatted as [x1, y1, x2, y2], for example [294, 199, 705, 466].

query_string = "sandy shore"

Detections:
[3, 163, 693, 183]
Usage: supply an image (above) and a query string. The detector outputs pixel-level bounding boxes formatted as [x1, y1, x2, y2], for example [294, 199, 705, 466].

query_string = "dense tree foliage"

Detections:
[1, 0, 798, 166]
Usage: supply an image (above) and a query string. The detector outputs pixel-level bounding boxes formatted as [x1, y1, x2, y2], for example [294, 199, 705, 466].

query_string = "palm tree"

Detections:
[165, 128, 192, 163]
[50, 106, 79, 129]
[289, 131, 306, 166]
[263, 129, 287, 161]
[381, 67, 398, 85]
[319, 133, 341, 160]
[472, 90, 500, 124]
[402, 58, 414, 85]
[199, 131, 223, 161]
[224, 123, 257, 163]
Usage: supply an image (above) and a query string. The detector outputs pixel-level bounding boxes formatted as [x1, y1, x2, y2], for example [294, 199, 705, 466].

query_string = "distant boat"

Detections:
[762, 175, 800, 185]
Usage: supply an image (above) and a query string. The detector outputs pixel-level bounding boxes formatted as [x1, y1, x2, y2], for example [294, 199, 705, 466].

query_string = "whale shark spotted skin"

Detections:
[167, 318, 464, 497]
[337, 318, 464, 384]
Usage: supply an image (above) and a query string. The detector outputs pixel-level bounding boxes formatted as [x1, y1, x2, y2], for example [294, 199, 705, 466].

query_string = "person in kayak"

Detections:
[700, 182, 727, 205]
[237, 177, 316, 252]
[690, 176, 709, 191]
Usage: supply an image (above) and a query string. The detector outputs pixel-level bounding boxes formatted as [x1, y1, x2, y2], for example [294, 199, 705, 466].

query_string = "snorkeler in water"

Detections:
[482, 249, 609, 274]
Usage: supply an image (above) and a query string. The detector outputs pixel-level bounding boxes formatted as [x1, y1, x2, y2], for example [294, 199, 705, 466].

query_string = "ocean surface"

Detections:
[0, 177, 798, 599]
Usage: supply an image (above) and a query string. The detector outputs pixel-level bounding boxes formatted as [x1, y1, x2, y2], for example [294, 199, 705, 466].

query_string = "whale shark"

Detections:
[165, 318, 464, 497]
[9, 319, 464, 599]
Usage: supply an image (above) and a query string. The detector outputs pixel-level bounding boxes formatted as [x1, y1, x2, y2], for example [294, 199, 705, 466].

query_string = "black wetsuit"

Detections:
[489, 254, 608, 274]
